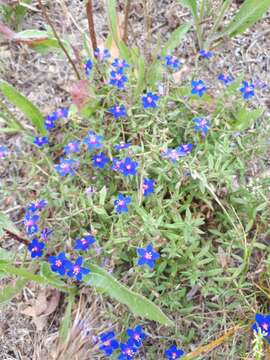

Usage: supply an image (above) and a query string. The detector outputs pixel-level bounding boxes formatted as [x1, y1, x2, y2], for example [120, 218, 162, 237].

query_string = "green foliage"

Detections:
[0, 80, 46, 135]
[85, 264, 173, 326]
[179, 0, 270, 48]
[161, 21, 192, 56]
[0, 278, 27, 305]
[223, 0, 270, 37]
[59, 293, 75, 342]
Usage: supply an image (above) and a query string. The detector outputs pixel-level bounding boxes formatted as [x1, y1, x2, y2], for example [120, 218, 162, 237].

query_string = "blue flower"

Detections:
[109, 104, 127, 119]
[85, 186, 95, 195]
[28, 199, 48, 213]
[143, 178, 155, 197]
[111, 158, 123, 172]
[114, 142, 131, 151]
[66, 256, 90, 281]
[162, 144, 193, 162]
[0, 146, 8, 159]
[251, 314, 270, 343]
[193, 117, 210, 135]
[24, 213, 39, 235]
[191, 80, 206, 97]
[137, 244, 160, 269]
[199, 50, 213, 59]
[84, 59, 93, 76]
[44, 115, 57, 130]
[218, 73, 234, 85]
[109, 69, 128, 89]
[240, 81, 255, 100]
[164, 55, 181, 70]
[118, 339, 138, 359]
[94, 48, 111, 62]
[165, 345, 185, 359]
[40, 228, 53, 241]
[55, 158, 78, 176]
[74, 235, 96, 251]
[178, 143, 193, 156]
[126, 325, 146, 347]
[142, 92, 159, 109]
[64, 141, 81, 155]
[120, 157, 138, 176]
[114, 194, 131, 214]
[48, 252, 71, 276]
[83, 131, 103, 151]
[92, 152, 109, 169]
[112, 58, 129, 70]
[28, 238, 45, 258]
[54, 108, 69, 118]
[99, 331, 119, 356]
[33, 136, 49, 148]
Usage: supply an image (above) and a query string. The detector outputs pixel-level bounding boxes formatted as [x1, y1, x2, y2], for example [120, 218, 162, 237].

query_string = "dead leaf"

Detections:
[218, 247, 227, 269]
[67, 80, 90, 111]
[20, 289, 61, 331]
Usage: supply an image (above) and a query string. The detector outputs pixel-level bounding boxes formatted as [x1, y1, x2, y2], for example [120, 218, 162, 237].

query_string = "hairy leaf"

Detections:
[0, 80, 46, 134]
[0, 278, 27, 305]
[178, 0, 198, 19]
[59, 293, 75, 343]
[162, 21, 192, 55]
[85, 264, 173, 327]
[223, 0, 270, 37]
[231, 107, 264, 131]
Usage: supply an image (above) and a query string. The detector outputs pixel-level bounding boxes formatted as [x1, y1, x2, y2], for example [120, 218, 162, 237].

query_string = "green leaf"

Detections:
[223, 0, 270, 37]
[59, 293, 75, 343]
[0, 212, 20, 237]
[0, 80, 46, 135]
[0, 278, 27, 305]
[40, 262, 67, 288]
[14, 29, 49, 40]
[99, 186, 107, 206]
[231, 107, 264, 131]
[134, 56, 145, 98]
[85, 264, 173, 327]
[178, 0, 198, 19]
[106, 0, 119, 45]
[162, 21, 192, 55]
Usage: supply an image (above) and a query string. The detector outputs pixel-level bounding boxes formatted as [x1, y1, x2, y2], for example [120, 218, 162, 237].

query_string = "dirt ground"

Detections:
[0, 0, 270, 359]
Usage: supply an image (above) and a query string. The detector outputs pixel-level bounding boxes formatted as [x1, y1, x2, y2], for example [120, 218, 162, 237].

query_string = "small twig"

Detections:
[85, 0, 97, 53]
[37, 0, 81, 80]
[123, 0, 131, 44]
[4, 229, 30, 247]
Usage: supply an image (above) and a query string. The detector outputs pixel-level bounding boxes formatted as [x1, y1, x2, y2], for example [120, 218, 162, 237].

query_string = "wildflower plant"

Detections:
[0, 1, 270, 359]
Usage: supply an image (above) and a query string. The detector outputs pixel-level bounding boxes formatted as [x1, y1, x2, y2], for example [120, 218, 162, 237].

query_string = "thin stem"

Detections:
[86, 0, 98, 53]
[123, 0, 131, 44]
[37, 0, 81, 80]
[4, 229, 29, 246]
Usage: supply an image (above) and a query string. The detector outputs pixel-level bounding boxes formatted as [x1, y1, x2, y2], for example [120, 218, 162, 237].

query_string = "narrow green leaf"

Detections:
[85, 264, 174, 327]
[14, 29, 48, 40]
[178, 0, 198, 19]
[223, 0, 270, 37]
[231, 107, 264, 131]
[162, 21, 192, 55]
[0, 80, 46, 134]
[0, 278, 27, 305]
[99, 186, 107, 206]
[59, 293, 75, 343]
[135, 56, 145, 98]
[0, 212, 20, 236]
[106, 0, 119, 45]
[40, 262, 67, 288]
